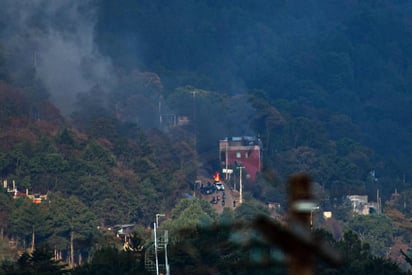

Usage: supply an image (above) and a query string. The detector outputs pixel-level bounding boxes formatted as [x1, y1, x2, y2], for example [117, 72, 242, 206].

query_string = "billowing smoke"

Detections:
[1, 0, 114, 115]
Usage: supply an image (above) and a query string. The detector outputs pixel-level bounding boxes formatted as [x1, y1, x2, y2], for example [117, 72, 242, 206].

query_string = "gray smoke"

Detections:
[1, 0, 114, 115]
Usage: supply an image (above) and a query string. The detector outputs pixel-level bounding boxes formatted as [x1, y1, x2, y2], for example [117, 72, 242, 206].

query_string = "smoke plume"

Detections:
[1, 0, 114, 115]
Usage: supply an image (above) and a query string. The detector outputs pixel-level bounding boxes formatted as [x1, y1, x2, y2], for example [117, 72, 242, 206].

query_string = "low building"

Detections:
[347, 195, 379, 215]
[3, 179, 48, 203]
[219, 136, 262, 181]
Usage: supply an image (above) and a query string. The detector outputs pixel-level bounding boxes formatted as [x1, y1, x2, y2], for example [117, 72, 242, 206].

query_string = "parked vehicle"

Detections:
[215, 182, 225, 191]
[200, 183, 216, 195]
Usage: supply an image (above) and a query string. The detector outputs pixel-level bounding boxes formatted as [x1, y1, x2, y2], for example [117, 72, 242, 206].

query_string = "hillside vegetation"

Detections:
[0, 0, 412, 273]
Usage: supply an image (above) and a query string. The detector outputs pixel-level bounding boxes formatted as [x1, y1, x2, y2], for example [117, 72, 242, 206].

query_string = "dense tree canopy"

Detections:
[1, 0, 412, 273]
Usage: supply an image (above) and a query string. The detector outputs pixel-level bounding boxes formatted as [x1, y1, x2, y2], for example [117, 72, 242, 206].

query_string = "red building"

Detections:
[219, 136, 262, 181]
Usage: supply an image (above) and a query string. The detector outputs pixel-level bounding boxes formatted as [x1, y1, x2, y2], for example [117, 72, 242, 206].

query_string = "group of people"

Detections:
[209, 191, 237, 208]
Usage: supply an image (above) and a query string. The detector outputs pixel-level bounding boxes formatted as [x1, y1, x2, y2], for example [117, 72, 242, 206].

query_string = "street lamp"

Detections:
[154, 214, 165, 275]
[310, 206, 320, 230]
[291, 200, 319, 230]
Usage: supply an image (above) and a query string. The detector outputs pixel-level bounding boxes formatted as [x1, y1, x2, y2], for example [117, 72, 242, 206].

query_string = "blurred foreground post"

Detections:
[288, 173, 314, 275]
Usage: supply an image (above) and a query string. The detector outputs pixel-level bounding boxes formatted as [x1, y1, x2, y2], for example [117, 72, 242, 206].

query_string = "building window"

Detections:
[245, 152, 249, 158]
[236, 152, 241, 158]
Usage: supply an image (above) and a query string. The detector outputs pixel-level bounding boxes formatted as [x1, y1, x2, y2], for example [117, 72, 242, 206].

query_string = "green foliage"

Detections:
[234, 195, 270, 220]
[73, 247, 146, 275]
[167, 203, 287, 274]
[315, 230, 407, 275]
[55, 128, 74, 146]
[9, 200, 52, 247]
[95, 0, 412, 196]
[7, 194, 98, 253]
[164, 199, 217, 235]
[399, 189, 412, 219]
[29, 245, 66, 274]
[0, 238, 15, 262]
[48, 194, 98, 251]
[1, 245, 66, 274]
[338, 231, 372, 263]
[2, 1, 412, 272]
[0, 192, 11, 229]
[82, 141, 115, 168]
[345, 215, 393, 257]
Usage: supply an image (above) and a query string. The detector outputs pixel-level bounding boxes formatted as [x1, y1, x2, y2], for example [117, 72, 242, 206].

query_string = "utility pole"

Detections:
[225, 142, 229, 180]
[233, 168, 236, 191]
[237, 166, 245, 204]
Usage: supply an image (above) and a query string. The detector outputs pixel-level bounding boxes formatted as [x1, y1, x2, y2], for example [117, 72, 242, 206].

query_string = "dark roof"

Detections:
[222, 136, 261, 146]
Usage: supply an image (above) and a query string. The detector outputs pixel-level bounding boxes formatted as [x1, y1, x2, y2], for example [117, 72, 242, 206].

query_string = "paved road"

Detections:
[198, 180, 239, 214]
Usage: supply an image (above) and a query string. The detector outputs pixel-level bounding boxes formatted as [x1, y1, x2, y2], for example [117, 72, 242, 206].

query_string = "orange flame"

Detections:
[213, 172, 221, 182]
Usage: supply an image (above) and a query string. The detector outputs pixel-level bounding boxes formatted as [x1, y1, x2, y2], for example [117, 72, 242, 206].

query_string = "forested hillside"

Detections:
[95, 0, 412, 198]
[0, 0, 412, 273]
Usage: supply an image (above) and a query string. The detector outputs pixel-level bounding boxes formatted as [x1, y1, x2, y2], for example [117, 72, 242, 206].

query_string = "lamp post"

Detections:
[154, 214, 165, 275]
[154, 221, 159, 275]
[310, 206, 320, 230]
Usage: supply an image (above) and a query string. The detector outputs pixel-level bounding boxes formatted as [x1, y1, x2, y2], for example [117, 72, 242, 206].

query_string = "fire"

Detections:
[213, 172, 221, 182]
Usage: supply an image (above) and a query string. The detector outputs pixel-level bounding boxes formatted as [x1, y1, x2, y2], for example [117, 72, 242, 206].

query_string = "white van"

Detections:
[215, 182, 225, 191]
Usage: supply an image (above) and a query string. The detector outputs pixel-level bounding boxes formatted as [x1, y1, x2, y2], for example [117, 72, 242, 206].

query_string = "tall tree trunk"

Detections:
[70, 229, 74, 267]
[31, 229, 35, 253]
